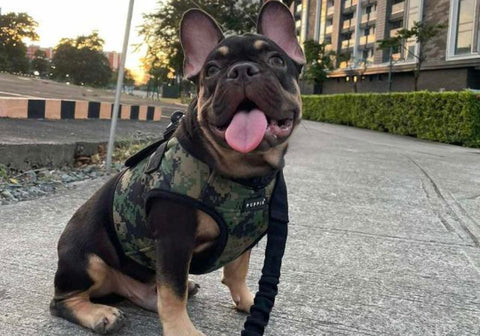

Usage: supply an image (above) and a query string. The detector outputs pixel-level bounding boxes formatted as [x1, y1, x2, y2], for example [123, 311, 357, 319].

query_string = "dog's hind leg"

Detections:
[50, 254, 127, 334]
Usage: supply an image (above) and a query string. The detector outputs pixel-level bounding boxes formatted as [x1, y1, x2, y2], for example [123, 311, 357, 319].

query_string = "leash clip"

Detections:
[163, 110, 184, 140]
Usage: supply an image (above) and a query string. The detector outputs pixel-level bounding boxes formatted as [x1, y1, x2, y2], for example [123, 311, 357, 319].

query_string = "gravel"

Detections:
[0, 163, 123, 205]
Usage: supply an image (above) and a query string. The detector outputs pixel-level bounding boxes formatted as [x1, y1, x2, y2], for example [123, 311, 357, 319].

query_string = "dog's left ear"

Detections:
[180, 9, 224, 80]
[257, 1, 306, 65]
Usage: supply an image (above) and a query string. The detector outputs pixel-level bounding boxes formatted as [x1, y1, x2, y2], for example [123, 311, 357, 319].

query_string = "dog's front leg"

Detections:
[222, 249, 255, 313]
[148, 200, 205, 336]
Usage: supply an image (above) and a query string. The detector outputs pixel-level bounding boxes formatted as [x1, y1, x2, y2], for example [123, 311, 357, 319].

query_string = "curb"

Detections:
[0, 98, 162, 121]
[0, 141, 106, 171]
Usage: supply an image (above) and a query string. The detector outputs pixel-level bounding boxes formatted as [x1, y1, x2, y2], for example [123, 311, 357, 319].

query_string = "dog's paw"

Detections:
[163, 323, 206, 336]
[164, 330, 206, 336]
[92, 306, 126, 334]
[232, 290, 255, 313]
[188, 280, 200, 298]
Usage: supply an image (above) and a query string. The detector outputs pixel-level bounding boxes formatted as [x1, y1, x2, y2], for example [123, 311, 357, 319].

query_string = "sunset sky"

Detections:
[1, 0, 161, 81]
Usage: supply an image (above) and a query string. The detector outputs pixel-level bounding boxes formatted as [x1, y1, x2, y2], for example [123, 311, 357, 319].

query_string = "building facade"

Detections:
[292, 0, 480, 93]
[26, 45, 54, 60]
[104, 51, 122, 71]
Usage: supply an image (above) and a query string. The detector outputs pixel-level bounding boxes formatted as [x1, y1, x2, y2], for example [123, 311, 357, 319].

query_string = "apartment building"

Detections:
[104, 51, 122, 71]
[26, 45, 54, 60]
[292, 0, 480, 93]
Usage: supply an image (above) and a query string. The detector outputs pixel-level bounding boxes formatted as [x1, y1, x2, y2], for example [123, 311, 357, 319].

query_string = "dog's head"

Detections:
[180, 1, 305, 178]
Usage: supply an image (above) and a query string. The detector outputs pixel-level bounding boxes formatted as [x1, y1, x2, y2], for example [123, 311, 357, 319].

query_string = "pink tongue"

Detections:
[225, 108, 267, 153]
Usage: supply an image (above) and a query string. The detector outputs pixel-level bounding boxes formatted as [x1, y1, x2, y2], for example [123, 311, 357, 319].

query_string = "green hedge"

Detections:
[302, 92, 480, 147]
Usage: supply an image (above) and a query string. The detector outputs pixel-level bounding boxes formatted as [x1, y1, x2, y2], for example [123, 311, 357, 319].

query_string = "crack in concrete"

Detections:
[407, 156, 480, 247]
[292, 224, 474, 248]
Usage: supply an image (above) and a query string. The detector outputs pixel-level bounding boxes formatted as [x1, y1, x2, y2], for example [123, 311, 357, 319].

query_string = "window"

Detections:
[448, 0, 480, 57]
[390, 20, 403, 29]
[455, 0, 475, 54]
[405, 0, 422, 61]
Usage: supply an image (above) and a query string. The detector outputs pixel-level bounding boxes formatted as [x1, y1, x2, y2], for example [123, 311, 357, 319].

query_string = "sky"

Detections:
[1, 0, 161, 81]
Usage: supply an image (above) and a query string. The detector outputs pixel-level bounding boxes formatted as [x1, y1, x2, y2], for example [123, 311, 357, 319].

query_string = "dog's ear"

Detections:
[180, 9, 224, 80]
[257, 1, 305, 65]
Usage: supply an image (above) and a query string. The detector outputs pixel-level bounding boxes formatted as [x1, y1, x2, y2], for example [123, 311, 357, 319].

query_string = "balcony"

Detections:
[296, 4, 302, 15]
[392, 52, 402, 61]
[361, 12, 377, 24]
[326, 25, 333, 35]
[342, 18, 356, 30]
[344, 0, 358, 12]
[392, 2, 405, 15]
[341, 39, 355, 49]
[359, 35, 376, 45]
[390, 28, 401, 37]
[327, 6, 335, 16]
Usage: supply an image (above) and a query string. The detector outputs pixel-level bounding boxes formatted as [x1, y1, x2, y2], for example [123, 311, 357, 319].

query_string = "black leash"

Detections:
[242, 172, 289, 336]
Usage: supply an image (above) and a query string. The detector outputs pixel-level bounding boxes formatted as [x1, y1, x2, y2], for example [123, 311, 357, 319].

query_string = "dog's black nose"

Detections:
[227, 62, 260, 80]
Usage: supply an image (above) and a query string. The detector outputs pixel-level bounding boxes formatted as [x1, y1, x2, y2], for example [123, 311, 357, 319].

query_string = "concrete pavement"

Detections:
[1, 120, 480, 335]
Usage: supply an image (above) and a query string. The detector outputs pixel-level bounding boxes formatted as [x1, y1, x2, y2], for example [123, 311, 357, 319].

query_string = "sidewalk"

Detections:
[1, 120, 479, 335]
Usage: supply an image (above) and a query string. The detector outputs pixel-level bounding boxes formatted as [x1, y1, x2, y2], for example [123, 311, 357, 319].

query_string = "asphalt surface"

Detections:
[1, 121, 480, 335]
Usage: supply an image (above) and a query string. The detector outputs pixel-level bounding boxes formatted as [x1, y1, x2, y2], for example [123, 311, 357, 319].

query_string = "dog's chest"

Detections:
[111, 138, 277, 274]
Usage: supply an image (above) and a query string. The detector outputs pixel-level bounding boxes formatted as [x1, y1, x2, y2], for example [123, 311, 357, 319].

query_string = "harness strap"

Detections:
[124, 111, 184, 168]
[144, 142, 167, 174]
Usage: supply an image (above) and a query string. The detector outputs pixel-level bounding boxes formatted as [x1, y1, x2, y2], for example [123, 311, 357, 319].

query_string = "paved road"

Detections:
[1, 121, 480, 335]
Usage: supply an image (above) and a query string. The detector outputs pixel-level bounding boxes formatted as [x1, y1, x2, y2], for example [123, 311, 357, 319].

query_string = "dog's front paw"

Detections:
[163, 323, 206, 336]
[164, 330, 206, 336]
[230, 287, 255, 313]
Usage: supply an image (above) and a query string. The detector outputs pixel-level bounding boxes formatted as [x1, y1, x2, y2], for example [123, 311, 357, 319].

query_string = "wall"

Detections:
[321, 68, 471, 93]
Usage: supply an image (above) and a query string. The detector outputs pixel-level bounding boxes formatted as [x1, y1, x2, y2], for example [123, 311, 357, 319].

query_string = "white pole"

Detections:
[106, 0, 135, 174]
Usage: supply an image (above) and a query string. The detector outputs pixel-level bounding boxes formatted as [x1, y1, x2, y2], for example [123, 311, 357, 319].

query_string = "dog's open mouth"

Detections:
[211, 99, 294, 153]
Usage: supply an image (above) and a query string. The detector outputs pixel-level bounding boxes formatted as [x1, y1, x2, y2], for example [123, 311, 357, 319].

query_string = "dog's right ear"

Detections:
[257, 1, 305, 65]
[180, 9, 224, 80]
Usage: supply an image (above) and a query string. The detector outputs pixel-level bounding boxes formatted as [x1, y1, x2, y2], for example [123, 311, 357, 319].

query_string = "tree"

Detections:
[0, 12, 39, 73]
[302, 40, 334, 93]
[139, 0, 263, 79]
[52, 32, 112, 87]
[378, 21, 445, 91]
[30, 49, 50, 77]
[146, 66, 170, 99]
[111, 68, 136, 87]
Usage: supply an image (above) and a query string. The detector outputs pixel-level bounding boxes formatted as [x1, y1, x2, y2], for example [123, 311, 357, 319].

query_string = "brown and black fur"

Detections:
[50, 2, 305, 335]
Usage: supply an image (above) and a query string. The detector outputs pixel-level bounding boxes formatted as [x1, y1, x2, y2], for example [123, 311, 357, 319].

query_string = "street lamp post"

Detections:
[106, 0, 135, 174]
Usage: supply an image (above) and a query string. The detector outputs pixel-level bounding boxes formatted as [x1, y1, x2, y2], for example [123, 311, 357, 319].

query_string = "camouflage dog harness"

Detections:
[112, 137, 277, 274]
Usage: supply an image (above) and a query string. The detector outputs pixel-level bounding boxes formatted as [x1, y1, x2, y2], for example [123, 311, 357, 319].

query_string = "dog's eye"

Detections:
[268, 55, 285, 67]
[206, 65, 220, 77]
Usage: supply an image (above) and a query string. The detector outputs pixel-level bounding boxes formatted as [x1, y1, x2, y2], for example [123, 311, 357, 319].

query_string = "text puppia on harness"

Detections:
[114, 112, 289, 335]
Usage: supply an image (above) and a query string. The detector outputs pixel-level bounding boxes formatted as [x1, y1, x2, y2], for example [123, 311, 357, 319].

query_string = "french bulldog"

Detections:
[50, 1, 305, 335]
